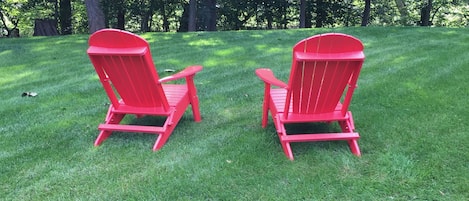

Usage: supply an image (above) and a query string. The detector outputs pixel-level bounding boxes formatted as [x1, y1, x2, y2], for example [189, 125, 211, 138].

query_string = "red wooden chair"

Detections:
[87, 29, 202, 151]
[255, 33, 365, 160]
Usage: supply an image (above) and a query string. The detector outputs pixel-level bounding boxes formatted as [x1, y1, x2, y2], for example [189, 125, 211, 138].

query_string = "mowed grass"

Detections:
[1, 27, 468, 200]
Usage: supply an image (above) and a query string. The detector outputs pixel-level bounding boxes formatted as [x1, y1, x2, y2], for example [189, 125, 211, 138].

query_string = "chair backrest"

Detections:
[285, 33, 365, 117]
[87, 29, 169, 111]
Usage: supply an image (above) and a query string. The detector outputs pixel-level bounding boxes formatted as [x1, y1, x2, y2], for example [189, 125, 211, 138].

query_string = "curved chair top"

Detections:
[293, 33, 364, 54]
[87, 29, 166, 109]
[286, 33, 365, 116]
[89, 29, 149, 49]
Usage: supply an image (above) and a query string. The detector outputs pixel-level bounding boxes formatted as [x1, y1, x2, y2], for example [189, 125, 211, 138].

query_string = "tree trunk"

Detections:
[178, 4, 189, 32]
[203, 0, 217, 31]
[420, 0, 432, 26]
[299, 0, 306, 28]
[85, 0, 106, 34]
[265, 4, 273, 29]
[0, 9, 20, 37]
[141, 10, 151, 32]
[281, 1, 288, 29]
[117, 6, 125, 30]
[54, 0, 59, 25]
[361, 0, 371, 26]
[10, 28, 19, 37]
[305, 0, 312, 28]
[394, 0, 409, 25]
[315, 0, 326, 28]
[59, 0, 72, 34]
[33, 19, 59, 36]
[161, 3, 170, 32]
[188, 0, 197, 32]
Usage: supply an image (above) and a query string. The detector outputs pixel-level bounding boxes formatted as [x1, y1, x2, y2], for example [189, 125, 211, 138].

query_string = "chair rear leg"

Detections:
[338, 120, 352, 133]
[276, 118, 294, 160]
[94, 130, 113, 146]
[95, 111, 125, 146]
[340, 118, 361, 156]
[152, 108, 185, 151]
[152, 126, 176, 151]
[280, 139, 294, 160]
[347, 139, 361, 156]
[338, 112, 355, 132]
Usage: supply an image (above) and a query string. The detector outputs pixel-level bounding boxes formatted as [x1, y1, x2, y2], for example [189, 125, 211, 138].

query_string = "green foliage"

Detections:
[1, 27, 469, 200]
[433, 1, 469, 27]
[24, 0, 56, 18]
[0, 0, 28, 35]
[71, 1, 88, 34]
[369, 0, 400, 25]
[2, 0, 469, 36]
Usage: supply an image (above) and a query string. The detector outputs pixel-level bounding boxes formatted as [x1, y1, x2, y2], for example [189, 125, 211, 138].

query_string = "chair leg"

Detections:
[152, 108, 185, 151]
[276, 118, 294, 160]
[261, 84, 271, 128]
[94, 130, 112, 146]
[94, 110, 125, 146]
[280, 140, 294, 160]
[348, 139, 361, 156]
[340, 118, 361, 156]
[190, 95, 202, 122]
[152, 126, 176, 151]
[338, 120, 351, 133]
[261, 105, 269, 128]
[187, 77, 202, 122]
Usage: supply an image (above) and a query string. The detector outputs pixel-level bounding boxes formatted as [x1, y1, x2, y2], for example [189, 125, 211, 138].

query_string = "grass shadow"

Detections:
[284, 122, 342, 134]
[97, 115, 167, 147]
[285, 122, 351, 156]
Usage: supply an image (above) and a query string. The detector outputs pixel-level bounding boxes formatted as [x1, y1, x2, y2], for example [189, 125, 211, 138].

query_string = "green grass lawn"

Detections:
[1, 27, 468, 200]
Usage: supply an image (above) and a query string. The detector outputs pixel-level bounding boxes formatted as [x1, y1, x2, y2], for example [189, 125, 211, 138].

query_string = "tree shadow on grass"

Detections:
[266, 122, 353, 158]
[99, 115, 168, 149]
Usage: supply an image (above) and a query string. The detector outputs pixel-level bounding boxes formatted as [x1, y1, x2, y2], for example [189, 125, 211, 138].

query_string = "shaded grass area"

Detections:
[1, 27, 468, 200]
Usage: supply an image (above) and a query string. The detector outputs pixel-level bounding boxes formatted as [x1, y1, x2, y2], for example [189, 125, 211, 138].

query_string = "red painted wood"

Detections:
[280, 133, 359, 143]
[255, 33, 365, 160]
[98, 124, 165, 134]
[87, 29, 203, 151]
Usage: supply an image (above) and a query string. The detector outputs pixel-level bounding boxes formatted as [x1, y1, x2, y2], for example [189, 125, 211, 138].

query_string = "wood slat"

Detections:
[99, 124, 165, 134]
[280, 133, 359, 142]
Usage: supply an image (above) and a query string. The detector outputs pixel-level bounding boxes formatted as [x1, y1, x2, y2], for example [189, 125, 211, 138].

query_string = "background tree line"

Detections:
[1, 0, 468, 37]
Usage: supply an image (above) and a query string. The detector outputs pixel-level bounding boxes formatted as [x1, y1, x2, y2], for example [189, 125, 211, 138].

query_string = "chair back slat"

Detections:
[286, 33, 364, 116]
[87, 29, 169, 110]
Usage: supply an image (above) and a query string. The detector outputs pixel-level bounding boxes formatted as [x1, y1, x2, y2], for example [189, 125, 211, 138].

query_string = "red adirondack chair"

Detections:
[255, 33, 365, 160]
[87, 29, 202, 151]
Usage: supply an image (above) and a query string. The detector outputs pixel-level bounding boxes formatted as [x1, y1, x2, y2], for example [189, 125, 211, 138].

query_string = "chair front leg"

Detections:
[261, 83, 271, 128]
[186, 76, 201, 122]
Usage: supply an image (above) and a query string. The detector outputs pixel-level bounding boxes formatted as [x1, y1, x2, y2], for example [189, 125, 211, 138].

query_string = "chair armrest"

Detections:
[255, 68, 288, 88]
[159, 65, 203, 83]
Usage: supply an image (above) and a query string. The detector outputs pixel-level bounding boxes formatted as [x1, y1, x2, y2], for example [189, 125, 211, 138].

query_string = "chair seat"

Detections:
[163, 84, 188, 107]
[112, 84, 189, 115]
